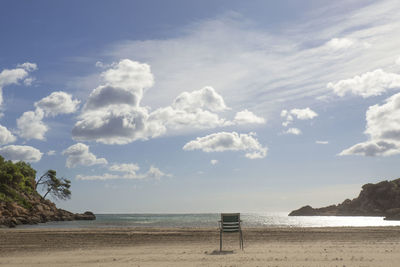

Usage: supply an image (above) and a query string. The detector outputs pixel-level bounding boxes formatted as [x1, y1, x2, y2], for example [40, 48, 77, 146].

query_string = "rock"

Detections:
[74, 211, 96, 220]
[289, 178, 400, 219]
[289, 205, 317, 216]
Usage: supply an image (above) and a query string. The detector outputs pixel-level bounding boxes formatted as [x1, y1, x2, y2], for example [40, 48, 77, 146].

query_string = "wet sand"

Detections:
[1, 226, 400, 266]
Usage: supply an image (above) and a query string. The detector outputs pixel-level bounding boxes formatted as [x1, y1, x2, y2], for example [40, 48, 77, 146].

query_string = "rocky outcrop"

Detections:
[289, 178, 400, 220]
[0, 192, 95, 228]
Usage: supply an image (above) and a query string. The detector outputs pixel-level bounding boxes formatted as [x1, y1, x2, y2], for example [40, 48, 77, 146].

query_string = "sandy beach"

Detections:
[1, 227, 400, 266]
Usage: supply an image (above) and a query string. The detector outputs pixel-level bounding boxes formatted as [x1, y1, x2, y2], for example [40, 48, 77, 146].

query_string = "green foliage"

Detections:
[37, 170, 71, 201]
[0, 156, 37, 199]
[0, 156, 70, 206]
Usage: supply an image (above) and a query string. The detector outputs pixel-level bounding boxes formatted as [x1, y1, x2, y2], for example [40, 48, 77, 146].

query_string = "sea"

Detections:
[17, 212, 400, 229]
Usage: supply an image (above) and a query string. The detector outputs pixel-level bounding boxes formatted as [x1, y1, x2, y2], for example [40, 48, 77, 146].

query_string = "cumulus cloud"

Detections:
[17, 91, 80, 141]
[284, 128, 302, 135]
[150, 105, 226, 131]
[74, 60, 264, 144]
[233, 109, 265, 125]
[0, 62, 37, 106]
[328, 69, 400, 98]
[84, 85, 140, 110]
[183, 131, 267, 159]
[73, 106, 164, 144]
[16, 108, 48, 140]
[340, 140, 400, 156]
[0, 145, 42, 162]
[289, 108, 318, 120]
[84, 59, 154, 111]
[101, 59, 154, 93]
[281, 107, 318, 130]
[16, 62, 38, 72]
[62, 143, 108, 168]
[0, 125, 16, 145]
[73, 59, 164, 144]
[76, 163, 168, 180]
[109, 163, 140, 175]
[340, 92, 400, 156]
[396, 56, 400, 66]
[172, 86, 228, 112]
[35, 91, 80, 117]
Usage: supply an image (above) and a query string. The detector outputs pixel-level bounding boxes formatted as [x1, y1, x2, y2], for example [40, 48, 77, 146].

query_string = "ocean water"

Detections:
[17, 212, 400, 229]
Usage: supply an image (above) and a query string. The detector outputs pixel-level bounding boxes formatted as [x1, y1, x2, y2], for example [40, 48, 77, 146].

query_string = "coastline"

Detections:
[1, 226, 400, 266]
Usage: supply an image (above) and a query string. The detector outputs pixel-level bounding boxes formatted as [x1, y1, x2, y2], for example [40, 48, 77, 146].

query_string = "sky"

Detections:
[1, 0, 400, 213]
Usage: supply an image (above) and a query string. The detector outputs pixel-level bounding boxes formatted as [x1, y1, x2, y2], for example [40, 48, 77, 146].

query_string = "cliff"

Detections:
[289, 178, 400, 220]
[0, 157, 95, 228]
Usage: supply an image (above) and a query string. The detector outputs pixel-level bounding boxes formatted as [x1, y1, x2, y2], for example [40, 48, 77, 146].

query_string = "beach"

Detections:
[1, 227, 400, 266]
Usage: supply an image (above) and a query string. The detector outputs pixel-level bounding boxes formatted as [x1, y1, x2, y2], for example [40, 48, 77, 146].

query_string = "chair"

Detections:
[219, 213, 243, 251]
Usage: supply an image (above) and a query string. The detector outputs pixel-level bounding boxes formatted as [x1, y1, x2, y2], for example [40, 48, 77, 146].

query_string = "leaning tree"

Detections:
[35, 170, 71, 200]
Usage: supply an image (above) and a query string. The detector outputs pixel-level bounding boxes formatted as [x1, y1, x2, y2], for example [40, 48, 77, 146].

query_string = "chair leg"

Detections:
[220, 230, 222, 251]
[240, 230, 244, 250]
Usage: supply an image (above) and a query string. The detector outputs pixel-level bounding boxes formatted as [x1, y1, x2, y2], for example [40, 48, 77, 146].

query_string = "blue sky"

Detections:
[1, 0, 400, 213]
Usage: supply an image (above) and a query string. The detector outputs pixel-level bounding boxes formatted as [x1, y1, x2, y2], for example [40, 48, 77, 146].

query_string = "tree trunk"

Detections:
[43, 188, 51, 199]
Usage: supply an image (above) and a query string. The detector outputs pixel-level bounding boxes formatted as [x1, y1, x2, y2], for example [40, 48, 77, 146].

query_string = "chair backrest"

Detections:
[220, 213, 241, 232]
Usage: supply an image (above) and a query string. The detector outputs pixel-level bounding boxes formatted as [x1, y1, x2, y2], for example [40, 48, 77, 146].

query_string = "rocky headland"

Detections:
[289, 178, 400, 220]
[0, 157, 95, 228]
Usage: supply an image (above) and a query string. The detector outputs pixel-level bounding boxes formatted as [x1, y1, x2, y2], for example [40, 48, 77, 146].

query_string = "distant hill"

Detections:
[289, 178, 400, 220]
[0, 156, 94, 227]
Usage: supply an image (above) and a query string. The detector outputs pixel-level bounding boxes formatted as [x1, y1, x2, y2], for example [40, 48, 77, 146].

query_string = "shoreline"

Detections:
[1, 226, 400, 266]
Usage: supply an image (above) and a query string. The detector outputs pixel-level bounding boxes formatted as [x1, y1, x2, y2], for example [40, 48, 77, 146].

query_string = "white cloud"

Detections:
[339, 140, 400, 156]
[183, 131, 267, 159]
[328, 69, 400, 98]
[149, 86, 231, 131]
[172, 86, 228, 112]
[281, 107, 317, 131]
[340, 92, 400, 156]
[233, 109, 265, 125]
[99, 1, 400, 119]
[16, 108, 48, 140]
[109, 163, 140, 175]
[76, 164, 168, 180]
[46, 150, 56, 156]
[324, 38, 355, 50]
[84, 60, 153, 111]
[316, 140, 329, 145]
[17, 91, 80, 141]
[62, 143, 108, 168]
[84, 85, 140, 110]
[289, 108, 318, 120]
[150, 106, 226, 131]
[284, 128, 302, 135]
[0, 62, 37, 106]
[211, 159, 218, 165]
[73, 106, 164, 145]
[324, 37, 370, 52]
[396, 56, 400, 66]
[0, 125, 16, 145]
[101, 59, 154, 93]
[74, 61, 261, 144]
[0, 145, 42, 163]
[73, 59, 163, 144]
[16, 62, 38, 72]
[35, 91, 80, 117]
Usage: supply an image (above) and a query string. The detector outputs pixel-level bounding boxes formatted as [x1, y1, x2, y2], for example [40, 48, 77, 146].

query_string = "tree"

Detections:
[36, 170, 71, 200]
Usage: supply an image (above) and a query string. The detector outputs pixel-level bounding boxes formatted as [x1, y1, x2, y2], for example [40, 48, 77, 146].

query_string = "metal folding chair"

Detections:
[219, 213, 243, 251]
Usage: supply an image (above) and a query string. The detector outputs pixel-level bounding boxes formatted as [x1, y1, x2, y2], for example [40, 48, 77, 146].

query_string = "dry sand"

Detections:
[1, 226, 400, 266]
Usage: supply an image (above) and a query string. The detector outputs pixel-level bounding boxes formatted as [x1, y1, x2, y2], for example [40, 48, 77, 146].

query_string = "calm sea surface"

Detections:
[17, 213, 400, 229]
